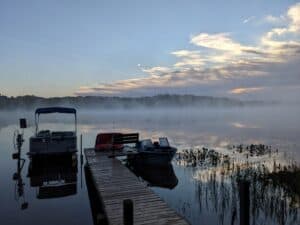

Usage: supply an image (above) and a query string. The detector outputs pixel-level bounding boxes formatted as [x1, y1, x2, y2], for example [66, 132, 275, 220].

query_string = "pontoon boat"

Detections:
[29, 107, 77, 156]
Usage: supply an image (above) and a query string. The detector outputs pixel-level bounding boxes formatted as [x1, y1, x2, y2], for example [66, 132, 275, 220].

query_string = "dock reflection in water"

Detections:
[127, 162, 178, 189]
[27, 155, 78, 199]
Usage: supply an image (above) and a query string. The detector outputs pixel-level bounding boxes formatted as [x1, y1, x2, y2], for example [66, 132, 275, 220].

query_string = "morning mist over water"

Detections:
[1, 102, 300, 158]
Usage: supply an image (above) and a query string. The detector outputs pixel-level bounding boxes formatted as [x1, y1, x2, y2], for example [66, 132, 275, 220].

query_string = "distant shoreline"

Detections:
[0, 94, 275, 110]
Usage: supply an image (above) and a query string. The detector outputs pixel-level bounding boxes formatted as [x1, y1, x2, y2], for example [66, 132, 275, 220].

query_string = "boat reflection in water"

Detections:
[127, 162, 178, 189]
[12, 152, 28, 210]
[27, 155, 78, 199]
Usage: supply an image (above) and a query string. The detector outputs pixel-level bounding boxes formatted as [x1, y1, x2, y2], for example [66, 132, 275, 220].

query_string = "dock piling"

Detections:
[239, 180, 250, 225]
[123, 199, 133, 225]
[80, 134, 83, 164]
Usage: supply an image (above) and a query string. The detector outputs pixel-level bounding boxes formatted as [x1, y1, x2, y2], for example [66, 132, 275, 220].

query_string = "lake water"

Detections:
[0, 106, 299, 225]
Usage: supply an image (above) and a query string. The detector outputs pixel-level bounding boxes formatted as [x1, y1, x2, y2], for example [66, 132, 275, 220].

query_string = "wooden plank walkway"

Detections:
[84, 148, 189, 225]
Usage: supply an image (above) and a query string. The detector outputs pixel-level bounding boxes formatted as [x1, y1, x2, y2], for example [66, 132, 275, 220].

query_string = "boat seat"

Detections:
[141, 139, 154, 149]
[37, 130, 51, 137]
[52, 131, 74, 137]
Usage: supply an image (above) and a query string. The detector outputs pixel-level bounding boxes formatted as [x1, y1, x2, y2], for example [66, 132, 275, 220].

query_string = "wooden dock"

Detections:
[84, 148, 189, 225]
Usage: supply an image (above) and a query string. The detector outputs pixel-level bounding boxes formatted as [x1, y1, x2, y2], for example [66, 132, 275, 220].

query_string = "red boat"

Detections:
[94, 133, 124, 151]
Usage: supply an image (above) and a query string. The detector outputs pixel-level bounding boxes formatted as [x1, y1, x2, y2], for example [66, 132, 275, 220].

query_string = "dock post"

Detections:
[111, 135, 115, 158]
[239, 180, 250, 225]
[123, 199, 133, 225]
[80, 134, 83, 163]
[80, 134, 83, 188]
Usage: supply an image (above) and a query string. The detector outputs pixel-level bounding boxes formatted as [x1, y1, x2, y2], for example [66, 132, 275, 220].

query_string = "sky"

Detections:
[0, 0, 300, 100]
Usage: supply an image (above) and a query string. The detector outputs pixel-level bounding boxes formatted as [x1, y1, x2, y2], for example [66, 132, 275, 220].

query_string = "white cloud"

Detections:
[259, 3, 300, 60]
[243, 16, 255, 24]
[141, 66, 171, 76]
[190, 33, 246, 53]
[287, 2, 300, 32]
[171, 50, 204, 69]
[263, 15, 286, 25]
[171, 50, 200, 57]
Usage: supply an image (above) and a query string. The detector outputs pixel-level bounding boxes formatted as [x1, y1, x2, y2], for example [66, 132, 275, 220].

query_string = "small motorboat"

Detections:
[127, 137, 177, 165]
[94, 133, 124, 151]
[29, 107, 77, 156]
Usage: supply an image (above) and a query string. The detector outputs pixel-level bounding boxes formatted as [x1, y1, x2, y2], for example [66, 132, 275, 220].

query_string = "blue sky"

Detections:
[0, 0, 299, 99]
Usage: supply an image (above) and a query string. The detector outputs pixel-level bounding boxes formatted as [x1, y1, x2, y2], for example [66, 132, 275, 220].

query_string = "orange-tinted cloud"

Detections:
[229, 87, 264, 94]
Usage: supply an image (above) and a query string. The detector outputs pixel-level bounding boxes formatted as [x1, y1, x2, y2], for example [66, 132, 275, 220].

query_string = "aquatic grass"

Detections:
[174, 144, 300, 225]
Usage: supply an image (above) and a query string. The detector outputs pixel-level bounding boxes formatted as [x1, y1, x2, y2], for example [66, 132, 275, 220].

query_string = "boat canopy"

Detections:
[35, 107, 76, 115]
[34, 107, 77, 134]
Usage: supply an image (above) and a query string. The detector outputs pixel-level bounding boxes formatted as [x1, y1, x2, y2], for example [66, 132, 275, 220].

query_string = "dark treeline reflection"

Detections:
[175, 145, 300, 225]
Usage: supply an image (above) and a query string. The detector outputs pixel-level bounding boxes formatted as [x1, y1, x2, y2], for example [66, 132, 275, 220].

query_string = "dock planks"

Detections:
[84, 148, 189, 225]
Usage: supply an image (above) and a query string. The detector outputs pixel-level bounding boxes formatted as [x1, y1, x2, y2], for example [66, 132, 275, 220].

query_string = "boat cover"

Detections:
[35, 107, 76, 115]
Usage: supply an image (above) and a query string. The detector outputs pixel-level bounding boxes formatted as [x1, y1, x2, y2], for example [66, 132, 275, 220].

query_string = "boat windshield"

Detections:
[159, 137, 170, 147]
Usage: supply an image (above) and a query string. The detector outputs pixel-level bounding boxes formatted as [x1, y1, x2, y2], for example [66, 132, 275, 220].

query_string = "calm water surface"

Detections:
[0, 106, 299, 225]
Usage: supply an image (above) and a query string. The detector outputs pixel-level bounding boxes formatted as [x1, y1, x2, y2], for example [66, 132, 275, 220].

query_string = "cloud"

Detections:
[262, 3, 300, 38]
[229, 87, 264, 94]
[171, 50, 204, 69]
[190, 33, 249, 54]
[287, 2, 300, 32]
[259, 4, 300, 62]
[243, 16, 255, 24]
[141, 66, 171, 76]
[231, 122, 260, 129]
[263, 15, 286, 25]
[75, 3, 300, 99]
[171, 50, 200, 57]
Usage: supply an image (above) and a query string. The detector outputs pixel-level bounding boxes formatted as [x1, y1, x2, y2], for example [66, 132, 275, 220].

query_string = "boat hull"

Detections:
[127, 147, 177, 165]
